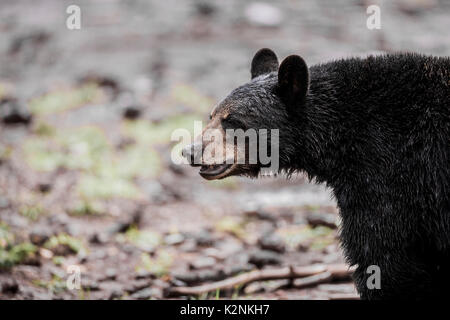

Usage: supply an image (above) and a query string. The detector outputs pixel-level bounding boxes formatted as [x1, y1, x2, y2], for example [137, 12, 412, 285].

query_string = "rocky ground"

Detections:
[0, 0, 449, 300]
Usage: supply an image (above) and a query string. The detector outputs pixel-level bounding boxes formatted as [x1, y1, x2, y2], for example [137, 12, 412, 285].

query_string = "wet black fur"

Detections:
[216, 50, 450, 299]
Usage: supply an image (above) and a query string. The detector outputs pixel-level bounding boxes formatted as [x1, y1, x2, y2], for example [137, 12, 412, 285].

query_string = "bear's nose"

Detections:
[182, 142, 202, 166]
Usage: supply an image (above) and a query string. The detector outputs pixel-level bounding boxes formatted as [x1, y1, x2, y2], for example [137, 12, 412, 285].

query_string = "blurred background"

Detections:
[0, 0, 449, 299]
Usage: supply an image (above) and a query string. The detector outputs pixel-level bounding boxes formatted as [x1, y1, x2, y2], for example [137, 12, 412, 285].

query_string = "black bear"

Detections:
[182, 48, 450, 300]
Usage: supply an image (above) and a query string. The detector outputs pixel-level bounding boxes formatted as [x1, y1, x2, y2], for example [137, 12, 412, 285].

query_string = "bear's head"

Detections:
[182, 48, 310, 180]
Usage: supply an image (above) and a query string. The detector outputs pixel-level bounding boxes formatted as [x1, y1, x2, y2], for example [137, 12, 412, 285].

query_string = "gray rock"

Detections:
[0, 196, 10, 209]
[109, 289, 124, 300]
[195, 2, 216, 16]
[164, 233, 185, 246]
[78, 73, 120, 98]
[248, 250, 282, 268]
[29, 226, 53, 245]
[37, 182, 52, 193]
[104, 268, 117, 281]
[173, 269, 226, 285]
[397, 0, 437, 16]
[152, 279, 170, 290]
[258, 233, 285, 253]
[122, 105, 142, 120]
[0, 97, 32, 125]
[244, 208, 276, 222]
[50, 244, 76, 256]
[125, 279, 151, 293]
[131, 287, 162, 300]
[194, 230, 215, 247]
[81, 279, 100, 291]
[89, 232, 109, 244]
[108, 209, 142, 234]
[179, 239, 198, 253]
[189, 256, 216, 270]
[225, 263, 254, 277]
[1, 278, 19, 294]
[141, 181, 172, 204]
[306, 212, 337, 229]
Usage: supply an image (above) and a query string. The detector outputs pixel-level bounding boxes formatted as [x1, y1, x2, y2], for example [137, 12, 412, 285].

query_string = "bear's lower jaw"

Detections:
[199, 163, 233, 180]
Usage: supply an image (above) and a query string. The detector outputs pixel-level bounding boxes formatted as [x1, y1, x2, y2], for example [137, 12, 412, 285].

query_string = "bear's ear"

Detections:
[251, 48, 279, 79]
[277, 55, 309, 109]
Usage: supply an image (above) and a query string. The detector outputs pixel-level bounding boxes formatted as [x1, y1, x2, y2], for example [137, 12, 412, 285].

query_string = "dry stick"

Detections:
[292, 271, 333, 288]
[328, 293, 360, 300]
[169, 263, 353, 297]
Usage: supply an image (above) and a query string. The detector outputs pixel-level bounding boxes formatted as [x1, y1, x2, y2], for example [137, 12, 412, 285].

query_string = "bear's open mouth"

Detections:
[199, 164, 233, 179]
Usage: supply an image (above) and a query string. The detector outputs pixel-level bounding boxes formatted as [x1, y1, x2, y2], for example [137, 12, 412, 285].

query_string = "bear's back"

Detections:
[311, 53, 449, 216]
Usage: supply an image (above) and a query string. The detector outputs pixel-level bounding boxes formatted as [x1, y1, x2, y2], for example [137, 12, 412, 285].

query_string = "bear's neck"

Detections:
[283, 59, 382, 186]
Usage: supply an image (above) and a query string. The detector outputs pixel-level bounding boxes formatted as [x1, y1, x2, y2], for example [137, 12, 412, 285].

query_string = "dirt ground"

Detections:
[0, 0, 449, 300]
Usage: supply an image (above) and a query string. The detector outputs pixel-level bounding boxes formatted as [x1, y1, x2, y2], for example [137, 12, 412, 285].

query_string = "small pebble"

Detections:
[248, 250, 282, 268]
[189, 256, 216, 270]
[164, 233, 185, 246]
[258, 233, 285, 253]
[131, 287, 162, 300]
[1, 279, 19, 294]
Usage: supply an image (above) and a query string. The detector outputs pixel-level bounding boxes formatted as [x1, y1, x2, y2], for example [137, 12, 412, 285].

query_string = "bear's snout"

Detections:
[182, 142, 202, 166]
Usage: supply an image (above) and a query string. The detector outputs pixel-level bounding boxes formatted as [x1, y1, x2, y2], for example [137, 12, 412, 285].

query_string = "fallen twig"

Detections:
[328, 293, 360, 300]
[292, 271, 333, 288]
[168, 263, 353, 297]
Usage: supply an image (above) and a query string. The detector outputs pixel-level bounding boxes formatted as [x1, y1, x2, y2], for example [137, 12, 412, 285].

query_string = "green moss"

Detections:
[77, 174, 142, 200]
[24, 125, 160, 200]
[122, 114, 200, 146]
[309, 236, 335, 250]
[95, 145, 161, 180]
[137, 250, 173, 277]
[216, 216, 245, 238]
[121, 227, 161, 252]
[29, 84, 103, 115]
[19, 204, 45, 221]
[32, 275, 67, 294]
[52, 256, 65, 266]
[34, 122, 55, 136]
[0, 242, 37, 269]
[276, 225, 334, 250]
[24, 126, 110, 172]
[59, 126, 111, 170]
[0, 145, 12, 163]
[0, 223, 14, 248]
[23, 138, 63, 171]
[303, 204, 320, 213]
[67, 199, 104, 216]
[0, 83, 5, 100]
[44, 234, 87, 255]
